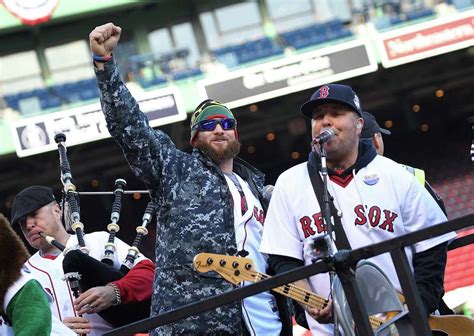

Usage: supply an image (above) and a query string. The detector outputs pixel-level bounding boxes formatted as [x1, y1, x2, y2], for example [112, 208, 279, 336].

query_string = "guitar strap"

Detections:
[307, 161, 352, 250]
[438, 297, 455, 315]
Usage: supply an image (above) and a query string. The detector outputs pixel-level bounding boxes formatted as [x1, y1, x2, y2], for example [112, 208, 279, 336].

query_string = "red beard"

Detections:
[194, 138, 241, 163]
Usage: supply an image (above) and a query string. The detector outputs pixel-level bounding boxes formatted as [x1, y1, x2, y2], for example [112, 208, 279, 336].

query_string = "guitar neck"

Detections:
[254, 272, 384, 330]
[193, 253, 386, 331]
[254, 272, 327, 309]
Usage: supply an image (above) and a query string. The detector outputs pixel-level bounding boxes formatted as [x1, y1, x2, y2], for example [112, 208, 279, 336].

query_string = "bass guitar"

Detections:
[193, 253, 474, 336]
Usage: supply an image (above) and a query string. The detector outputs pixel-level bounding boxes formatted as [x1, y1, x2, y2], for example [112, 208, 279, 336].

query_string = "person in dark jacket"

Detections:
[89, 22, 291, 335]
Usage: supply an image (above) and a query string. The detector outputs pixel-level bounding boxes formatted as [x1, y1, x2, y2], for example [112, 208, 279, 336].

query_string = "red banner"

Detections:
[3, 0, 59, 26]
[384, 17, 473, 60]
[377, 12, 474, 67]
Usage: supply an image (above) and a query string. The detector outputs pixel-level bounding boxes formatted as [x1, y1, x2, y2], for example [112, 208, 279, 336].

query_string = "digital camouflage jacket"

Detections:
[96, 60, 282, 335]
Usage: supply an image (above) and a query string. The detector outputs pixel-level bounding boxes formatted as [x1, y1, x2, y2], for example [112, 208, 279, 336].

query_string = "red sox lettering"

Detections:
[354, 205, 398, 232]
[299, 205, 399, 238]
[300, 212, 325, 238]
[253, 206, 265, 225]
[318, 85, 330, 99]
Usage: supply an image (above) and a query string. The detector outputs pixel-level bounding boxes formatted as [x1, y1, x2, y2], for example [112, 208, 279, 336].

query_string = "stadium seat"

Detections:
[281, 29, 313, 49]
[16, 91, 34, 100]
[375, 14, 403, 30]
[172, 68, 202, 81]
[212, 45, 240, 67]
[4, 94, 20, 111]
[256, 37, 283, 58]
[452, 0, 473, 10]
[139, 75, 167, 88]
[405, 8, 434, 21]
[212, 37, 283, 66]
[79, 88, 100, 101]
[40, 96, 62, 110]
[236, 41, 259, 64]
[280, 20, 353, 50]
[3, 79, 102, 112]
[77, 78, 98, 91]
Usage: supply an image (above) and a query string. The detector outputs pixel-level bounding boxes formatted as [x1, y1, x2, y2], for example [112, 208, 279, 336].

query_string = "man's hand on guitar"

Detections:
[305, 299, 333, 324]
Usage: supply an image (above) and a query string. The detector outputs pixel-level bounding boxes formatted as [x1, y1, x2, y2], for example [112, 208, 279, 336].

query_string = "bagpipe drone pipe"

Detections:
[52, 133, 156, 327]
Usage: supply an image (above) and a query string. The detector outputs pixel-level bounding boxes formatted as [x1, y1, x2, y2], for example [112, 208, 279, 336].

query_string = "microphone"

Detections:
[264, 185, 274, 201]
[311, 128, 335, 145]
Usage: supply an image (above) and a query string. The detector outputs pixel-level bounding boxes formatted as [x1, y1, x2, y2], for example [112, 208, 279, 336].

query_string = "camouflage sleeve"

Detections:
[95, 59, 179, 188]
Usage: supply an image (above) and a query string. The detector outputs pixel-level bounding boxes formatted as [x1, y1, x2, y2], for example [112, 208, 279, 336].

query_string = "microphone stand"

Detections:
[318, 143, 340, 336]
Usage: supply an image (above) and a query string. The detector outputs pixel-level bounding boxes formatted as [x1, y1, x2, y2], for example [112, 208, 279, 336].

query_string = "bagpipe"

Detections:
[47, 133, 155, 327]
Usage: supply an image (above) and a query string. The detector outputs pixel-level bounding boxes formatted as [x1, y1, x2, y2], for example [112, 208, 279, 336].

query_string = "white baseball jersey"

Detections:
[1, 268, 75, 336]
[260, 155, 456, 335]
[24, 231, 148, 336]
[225, 173, 281, 335]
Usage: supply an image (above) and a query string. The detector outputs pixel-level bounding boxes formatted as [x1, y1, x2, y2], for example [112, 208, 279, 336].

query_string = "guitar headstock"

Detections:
[193, 252, 257, 285]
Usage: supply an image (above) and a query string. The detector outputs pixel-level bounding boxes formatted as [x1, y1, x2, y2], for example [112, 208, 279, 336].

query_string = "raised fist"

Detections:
[89, 23, 122, 57]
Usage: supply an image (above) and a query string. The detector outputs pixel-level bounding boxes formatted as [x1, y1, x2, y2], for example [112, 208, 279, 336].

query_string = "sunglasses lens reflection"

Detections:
[199, 119, 236, 131]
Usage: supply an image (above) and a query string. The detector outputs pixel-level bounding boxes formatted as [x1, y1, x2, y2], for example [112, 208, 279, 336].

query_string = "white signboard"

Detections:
[12, 86, 186, 157]
[198, 39, 378, 109]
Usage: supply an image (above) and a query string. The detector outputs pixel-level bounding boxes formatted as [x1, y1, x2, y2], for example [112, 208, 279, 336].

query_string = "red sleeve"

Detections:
[113, 259, 155, 304]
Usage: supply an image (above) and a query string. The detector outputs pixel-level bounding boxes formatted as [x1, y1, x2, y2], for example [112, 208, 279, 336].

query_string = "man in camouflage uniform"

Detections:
[89, 23, 291, 335]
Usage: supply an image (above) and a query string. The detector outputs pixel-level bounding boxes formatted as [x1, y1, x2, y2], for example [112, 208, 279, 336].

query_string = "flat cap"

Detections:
[11, 186, 56, 226]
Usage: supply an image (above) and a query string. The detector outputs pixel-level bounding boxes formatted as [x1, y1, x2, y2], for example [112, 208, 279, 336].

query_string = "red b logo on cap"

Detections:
[319, 85, 330, 99]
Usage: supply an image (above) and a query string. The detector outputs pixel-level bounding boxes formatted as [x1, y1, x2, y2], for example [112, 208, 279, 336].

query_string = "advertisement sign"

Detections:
[377, 10, 474, 68]
[198, 40, 378, 108]
[12, 86, 186, 157]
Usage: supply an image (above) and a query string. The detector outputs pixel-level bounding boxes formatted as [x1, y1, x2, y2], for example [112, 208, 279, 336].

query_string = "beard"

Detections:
[195, 138, 241, 163]
[315, 131, 359, 168]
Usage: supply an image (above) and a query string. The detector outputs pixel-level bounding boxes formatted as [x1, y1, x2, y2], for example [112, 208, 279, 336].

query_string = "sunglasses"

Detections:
[193, 118, 237, 132]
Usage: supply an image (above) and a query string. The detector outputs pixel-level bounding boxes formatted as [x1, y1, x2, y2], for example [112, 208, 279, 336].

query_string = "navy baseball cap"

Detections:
[361, 111, 391, 138]
[11, 186, 56, 226]
[301, 84, 363, 118]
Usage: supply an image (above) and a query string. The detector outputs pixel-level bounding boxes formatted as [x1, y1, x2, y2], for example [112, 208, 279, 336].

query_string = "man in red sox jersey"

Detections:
[10, 186, 154, 335]
[260, 83, 456, 335]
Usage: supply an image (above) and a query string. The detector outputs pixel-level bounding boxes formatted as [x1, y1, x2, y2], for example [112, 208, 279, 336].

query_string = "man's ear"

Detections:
[53, 203, 62, 217]
[373, 133, 383, 151]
